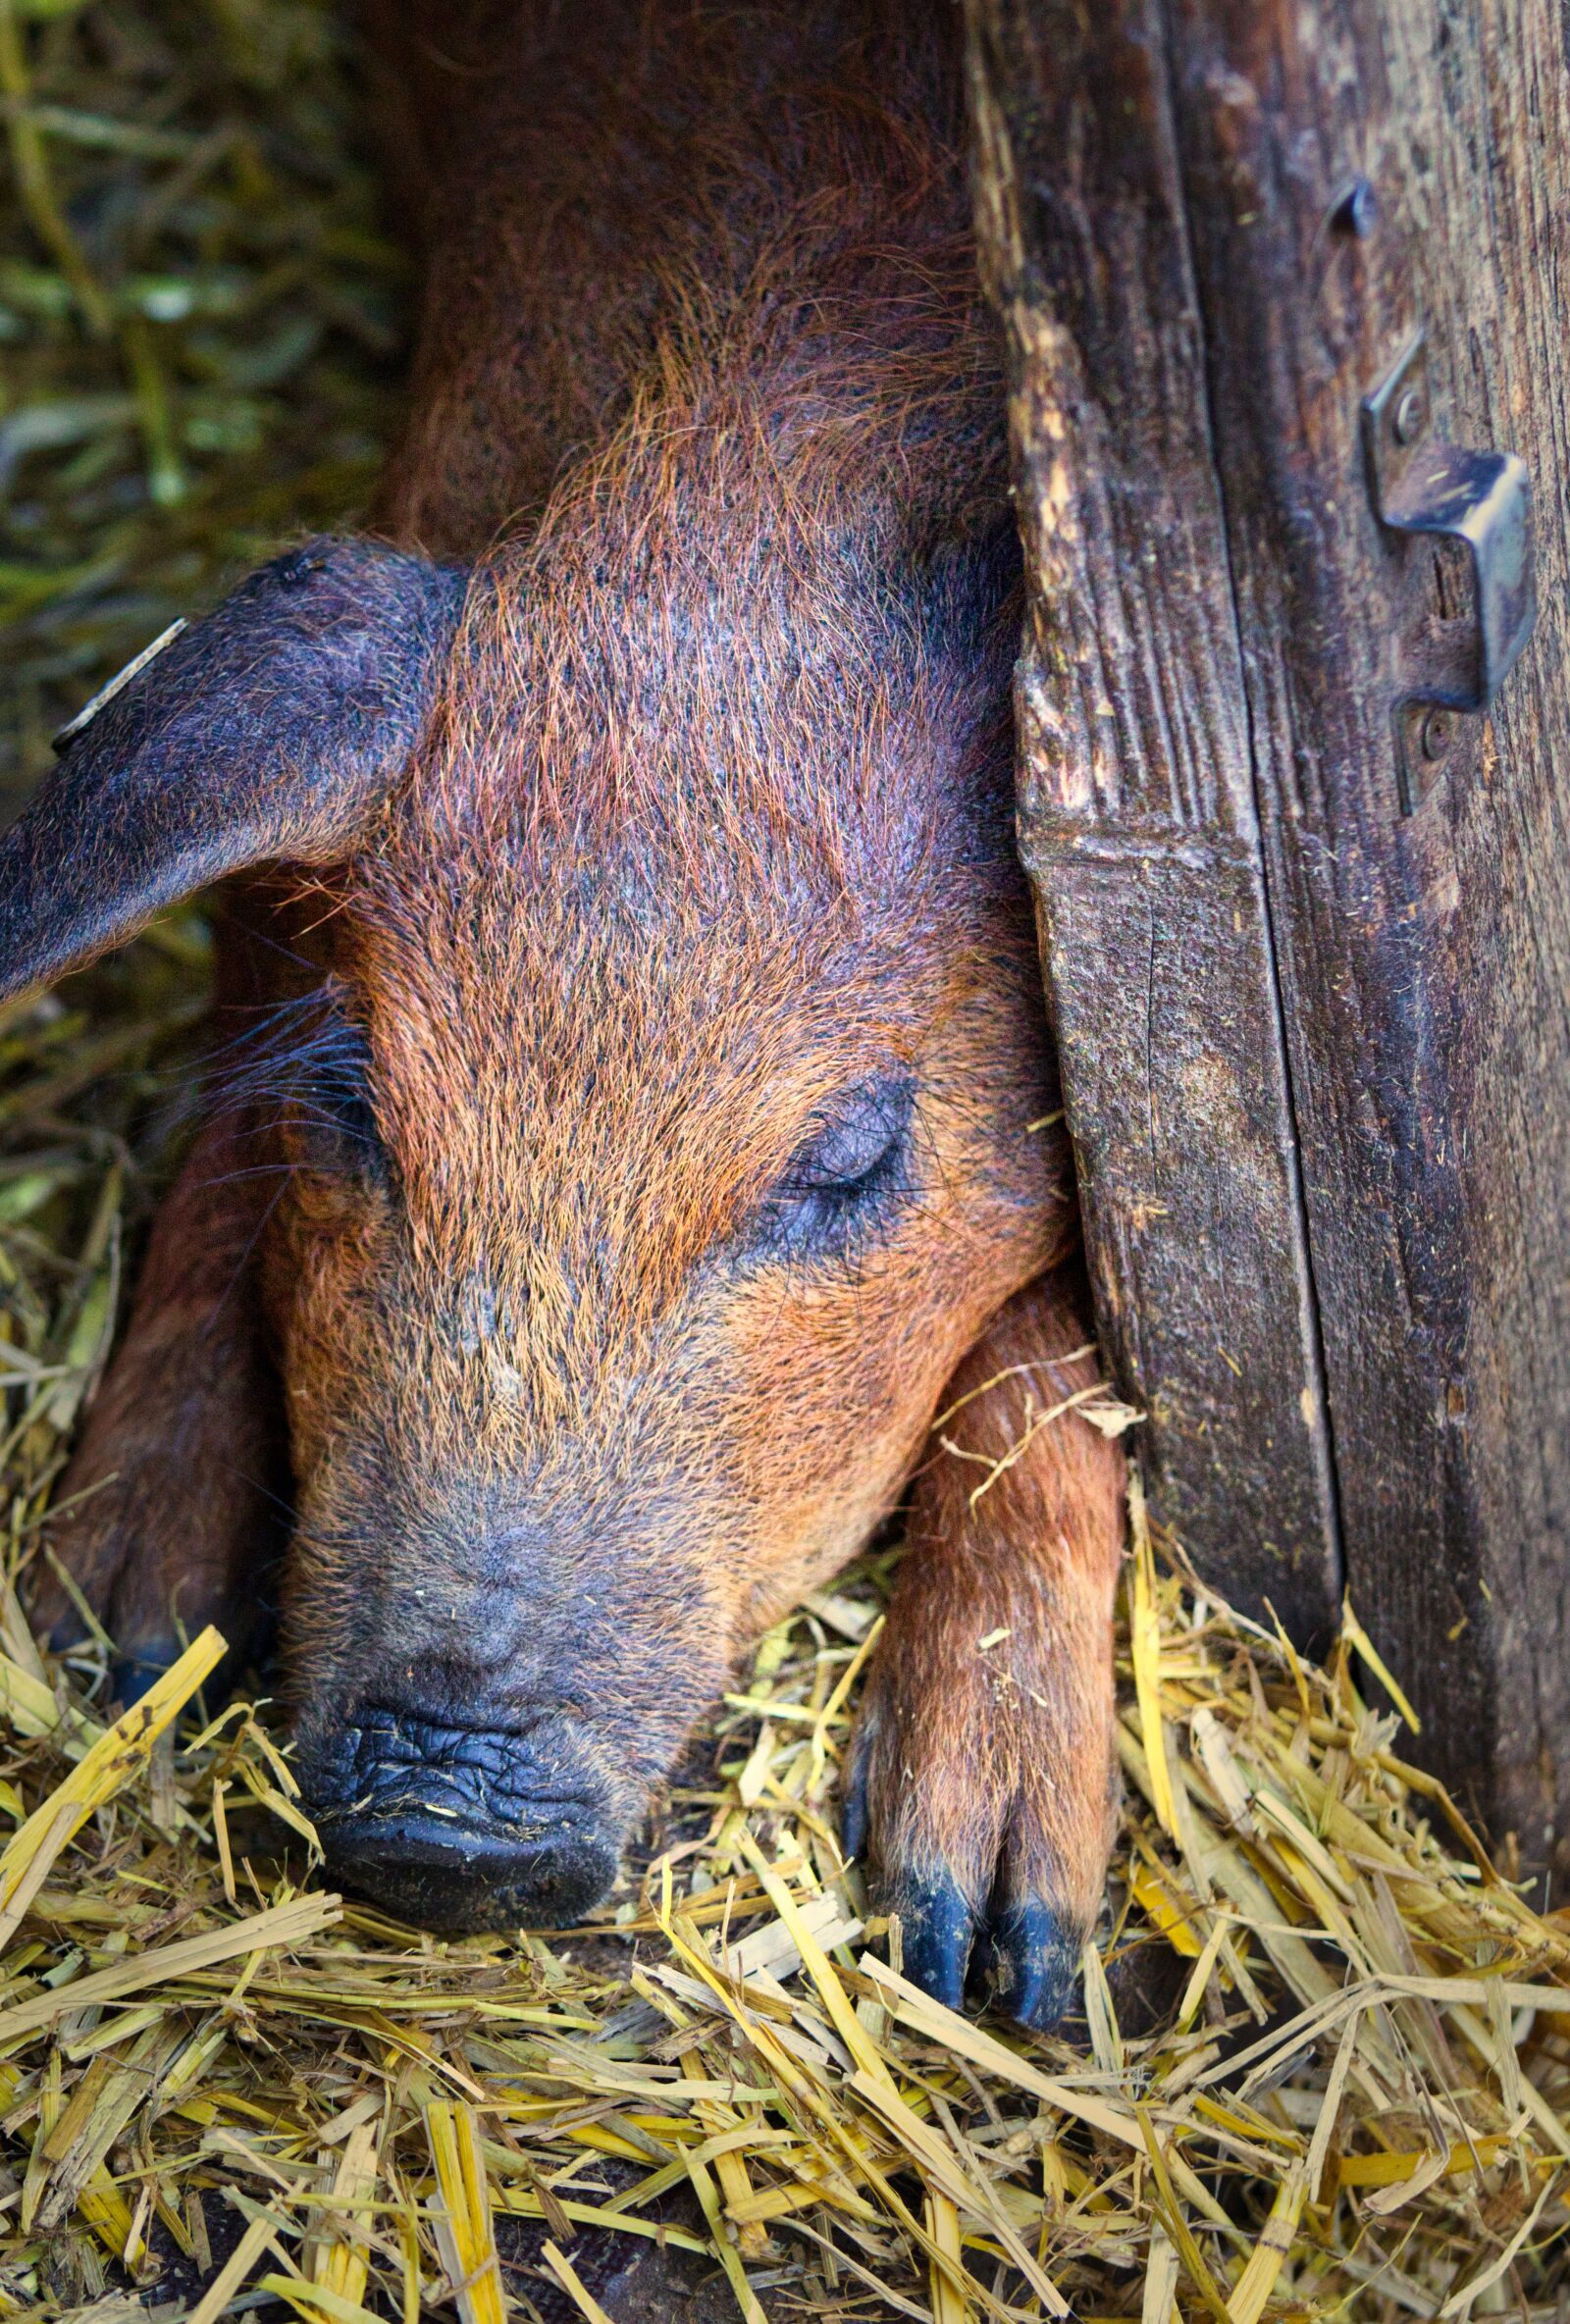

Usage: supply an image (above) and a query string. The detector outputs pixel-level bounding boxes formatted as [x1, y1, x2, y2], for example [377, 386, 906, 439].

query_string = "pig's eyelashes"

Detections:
[294, 1077, 384, 1170]
[215, 991, 390, 1183]
[288, 1036, 389, 1179]
[755, 1073, 916, 1262]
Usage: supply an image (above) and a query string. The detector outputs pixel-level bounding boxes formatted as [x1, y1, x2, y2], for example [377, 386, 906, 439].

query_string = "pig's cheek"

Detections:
[721, 1390, 929, 1639]
[732, 1463, 911, 1638]
[721, 1321, 905, 1497]
[260, 1214, 386, 1482]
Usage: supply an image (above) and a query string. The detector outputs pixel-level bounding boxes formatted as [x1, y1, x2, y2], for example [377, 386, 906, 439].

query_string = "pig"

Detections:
[3, 0, 1125, 2029]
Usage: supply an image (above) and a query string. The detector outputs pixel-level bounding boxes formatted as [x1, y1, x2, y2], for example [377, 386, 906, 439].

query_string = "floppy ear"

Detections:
[0, 536, 465, 1004]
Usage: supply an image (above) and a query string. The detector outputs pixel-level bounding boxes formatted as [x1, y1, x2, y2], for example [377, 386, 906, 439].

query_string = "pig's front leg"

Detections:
[844, 1265, 1125, 2030]
[28, 1104, 288, 1699]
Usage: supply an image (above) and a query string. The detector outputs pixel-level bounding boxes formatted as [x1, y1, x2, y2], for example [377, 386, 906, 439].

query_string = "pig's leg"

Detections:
[28, 1103, 288, 1698]
[844, 1263, 1125, 2030]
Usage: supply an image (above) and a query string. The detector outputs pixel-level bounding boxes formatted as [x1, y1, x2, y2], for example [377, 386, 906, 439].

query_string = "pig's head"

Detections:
[0, 505, 1068, 1931]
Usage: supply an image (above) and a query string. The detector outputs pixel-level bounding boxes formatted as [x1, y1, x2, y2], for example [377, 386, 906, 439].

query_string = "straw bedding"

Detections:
[5, 6, 1570, 2320]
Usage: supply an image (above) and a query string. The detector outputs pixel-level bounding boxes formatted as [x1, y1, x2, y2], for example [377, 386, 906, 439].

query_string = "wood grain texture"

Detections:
[964, 0, 1342, 1640]
[1165, 0, 1570, 1870]
[972, 0, 1570, 1868]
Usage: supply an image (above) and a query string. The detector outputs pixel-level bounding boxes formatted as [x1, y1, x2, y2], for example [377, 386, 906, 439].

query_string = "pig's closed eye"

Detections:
[216, 988, 389, 1184]
[758, 1074, 916, 1261]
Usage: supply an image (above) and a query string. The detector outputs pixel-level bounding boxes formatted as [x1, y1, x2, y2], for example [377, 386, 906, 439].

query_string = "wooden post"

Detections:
[968, 0, 1570, 1874]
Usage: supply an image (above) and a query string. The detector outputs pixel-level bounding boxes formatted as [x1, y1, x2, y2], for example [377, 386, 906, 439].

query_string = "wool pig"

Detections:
[2, 0, 1125, 2028]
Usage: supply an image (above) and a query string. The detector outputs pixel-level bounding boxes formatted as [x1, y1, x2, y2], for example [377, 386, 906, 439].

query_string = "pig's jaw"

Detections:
[295, 1701, 631, 1930]
[293, 1688, 684, 1931]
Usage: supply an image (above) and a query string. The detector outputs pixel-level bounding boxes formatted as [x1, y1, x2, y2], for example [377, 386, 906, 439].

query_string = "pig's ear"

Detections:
[0, 536, 465, 1003]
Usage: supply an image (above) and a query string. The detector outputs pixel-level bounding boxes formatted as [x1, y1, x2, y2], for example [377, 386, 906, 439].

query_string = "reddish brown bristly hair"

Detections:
[21, 0, 1125, 2022]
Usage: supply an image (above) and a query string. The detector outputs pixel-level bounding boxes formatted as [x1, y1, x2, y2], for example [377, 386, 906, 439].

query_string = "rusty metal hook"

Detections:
[1361, 331, 1535, 808]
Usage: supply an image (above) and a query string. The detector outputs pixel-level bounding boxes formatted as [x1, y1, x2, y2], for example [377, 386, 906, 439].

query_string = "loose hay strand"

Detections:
[542, 2236, 618, 2324]
[424, 2101, 505, 2324]
[0, 1625, 224, 1937]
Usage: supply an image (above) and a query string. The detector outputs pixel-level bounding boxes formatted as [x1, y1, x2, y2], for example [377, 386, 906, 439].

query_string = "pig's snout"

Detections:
[300, 1703, 619, 1931]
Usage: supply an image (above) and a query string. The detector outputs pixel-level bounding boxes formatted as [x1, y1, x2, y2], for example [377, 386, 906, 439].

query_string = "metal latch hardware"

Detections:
[1361, 330, 1535, 811]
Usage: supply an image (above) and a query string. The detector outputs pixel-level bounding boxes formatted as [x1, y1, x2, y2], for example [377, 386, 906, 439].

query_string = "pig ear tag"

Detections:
[52, 618, 188, 754]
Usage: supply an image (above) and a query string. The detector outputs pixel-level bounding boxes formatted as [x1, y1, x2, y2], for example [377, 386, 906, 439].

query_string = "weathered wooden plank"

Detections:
[975, 0, 1570, 1869]
[1155, 0, 1570, 1869]
[964, 0, 1342, 1639]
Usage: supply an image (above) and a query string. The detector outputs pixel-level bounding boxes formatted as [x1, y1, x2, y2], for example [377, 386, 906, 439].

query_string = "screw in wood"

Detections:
[1420, 708, 1453, 760]
[1330, 176, 1378, 237]
[1393, 384, 1428, 444]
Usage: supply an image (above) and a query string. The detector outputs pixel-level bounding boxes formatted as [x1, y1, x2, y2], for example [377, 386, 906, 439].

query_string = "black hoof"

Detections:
[976, 1897, 1080, 2031]
[110, 1650, 178, 1708]
[839, 1735, 1083, 2033]
[881, 1864, 1081, 2032]
[892, 1865, 977, 2012]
